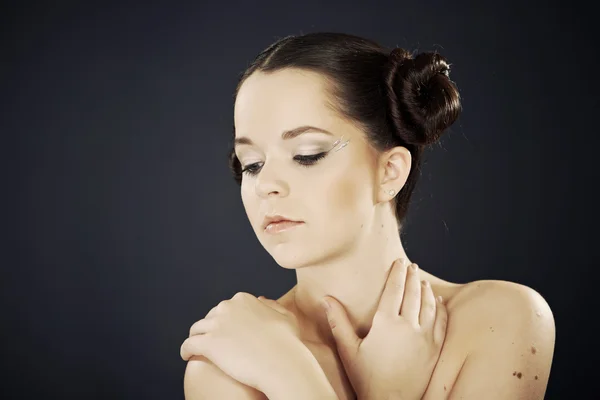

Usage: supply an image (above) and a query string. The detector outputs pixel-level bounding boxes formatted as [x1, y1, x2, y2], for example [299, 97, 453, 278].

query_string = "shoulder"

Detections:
[448, 279, 555, 343]
[441, 280, 555, 398]
[184, 356, 268, 400]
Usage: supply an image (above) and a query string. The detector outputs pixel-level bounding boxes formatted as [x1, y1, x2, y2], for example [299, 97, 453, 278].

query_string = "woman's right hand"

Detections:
[321, 259, 448, 400]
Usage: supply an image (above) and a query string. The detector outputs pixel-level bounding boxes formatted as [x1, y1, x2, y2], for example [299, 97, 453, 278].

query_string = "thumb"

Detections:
[321, 296, 360, 365]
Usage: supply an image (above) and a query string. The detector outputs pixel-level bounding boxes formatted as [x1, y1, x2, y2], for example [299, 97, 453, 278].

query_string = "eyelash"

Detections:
[241, 151, 328, 176]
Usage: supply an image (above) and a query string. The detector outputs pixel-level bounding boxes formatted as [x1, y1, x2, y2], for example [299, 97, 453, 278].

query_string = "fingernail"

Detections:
[437, 295, 443, 304]
[422, 280, 429, 287]
[411, 264, 418, 271]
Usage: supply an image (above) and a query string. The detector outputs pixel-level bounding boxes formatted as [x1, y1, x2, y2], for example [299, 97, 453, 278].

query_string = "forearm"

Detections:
[266, 370, 338, 400]
[261, 345, 338, 400]
[357, 395, 407, 400]
[357, 387, 411, 400]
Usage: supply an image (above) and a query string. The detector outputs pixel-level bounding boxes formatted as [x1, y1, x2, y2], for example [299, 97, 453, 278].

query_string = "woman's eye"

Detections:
[294, 152, 328, 166]
[241, 162, 263, 176]
[241, 152, 328, 177]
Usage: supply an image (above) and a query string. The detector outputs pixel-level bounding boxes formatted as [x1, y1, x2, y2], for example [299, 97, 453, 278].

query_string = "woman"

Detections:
[179, 32, 555, 399]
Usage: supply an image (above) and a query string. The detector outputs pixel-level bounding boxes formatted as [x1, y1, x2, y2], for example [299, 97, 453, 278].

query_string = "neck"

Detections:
[288, 214, 413, 347]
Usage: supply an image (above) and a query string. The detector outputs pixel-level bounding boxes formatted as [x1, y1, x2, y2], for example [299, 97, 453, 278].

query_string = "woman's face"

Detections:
[233, 69, 380, 269]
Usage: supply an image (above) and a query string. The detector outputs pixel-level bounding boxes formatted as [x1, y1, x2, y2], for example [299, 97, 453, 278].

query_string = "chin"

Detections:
[254, 229, 311, 269]
[267, 244, 312, 270]
[255, 224, 354, 269]
[266, 241, 344, 270]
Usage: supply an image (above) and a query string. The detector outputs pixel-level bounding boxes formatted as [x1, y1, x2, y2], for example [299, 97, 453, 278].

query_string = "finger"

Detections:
[204, 307, 218, 320]
[400, 263, 421, 323]
[419, 280, 436, 330]
[232, 291, 253, 300]
[321, 296, 361, 370]
[180, 334, 211, 361]
[188, 355, 209, 362]
[204, 300, 226, 320]
[377, 259, 409, 316]
[257, 297, 288, 315]
[189, 318, 216, 337]
[433, 296, 448, 346]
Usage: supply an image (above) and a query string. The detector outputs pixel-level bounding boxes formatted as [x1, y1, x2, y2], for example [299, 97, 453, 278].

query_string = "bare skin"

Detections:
[274, 268, 459, 400]
[271, 269, 554, 400]
[277, 272, 452, 399]
[183, 68, 555, 399]
[184, 266, 554, 400]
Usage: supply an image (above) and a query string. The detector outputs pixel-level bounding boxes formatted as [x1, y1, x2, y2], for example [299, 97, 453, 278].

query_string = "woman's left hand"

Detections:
[180, 292, 323, 396]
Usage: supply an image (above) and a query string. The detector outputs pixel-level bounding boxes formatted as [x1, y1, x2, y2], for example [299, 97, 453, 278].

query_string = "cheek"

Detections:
[240, 184, 260, 226]
[325, 171, 372, 217]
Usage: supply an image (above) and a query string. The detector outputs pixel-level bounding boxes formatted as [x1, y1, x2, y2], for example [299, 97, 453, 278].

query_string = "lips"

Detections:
[262, 215, 304, 233]
[265, 220, 304, 234]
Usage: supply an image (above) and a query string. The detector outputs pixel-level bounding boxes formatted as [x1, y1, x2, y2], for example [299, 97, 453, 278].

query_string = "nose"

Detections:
[254, 161, 289, 198]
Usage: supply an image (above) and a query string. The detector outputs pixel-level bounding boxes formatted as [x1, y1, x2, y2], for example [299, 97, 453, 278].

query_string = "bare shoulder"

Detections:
[183, 356, 268, 400]
[447, 279, 555, 348]
[425, 279, 556, 399]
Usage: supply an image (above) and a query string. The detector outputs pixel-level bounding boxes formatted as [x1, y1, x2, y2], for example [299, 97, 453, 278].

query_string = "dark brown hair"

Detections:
[229, 32, 461, 229]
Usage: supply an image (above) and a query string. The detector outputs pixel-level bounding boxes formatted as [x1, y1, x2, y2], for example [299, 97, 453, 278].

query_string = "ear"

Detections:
[376, 146, 412, 203]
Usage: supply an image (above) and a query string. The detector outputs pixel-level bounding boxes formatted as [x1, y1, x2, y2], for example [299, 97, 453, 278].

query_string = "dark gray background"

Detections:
[2, 1, 597, 399]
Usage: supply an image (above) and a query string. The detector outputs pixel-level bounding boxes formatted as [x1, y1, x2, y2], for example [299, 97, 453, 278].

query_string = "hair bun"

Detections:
[385, 49, 462, 146]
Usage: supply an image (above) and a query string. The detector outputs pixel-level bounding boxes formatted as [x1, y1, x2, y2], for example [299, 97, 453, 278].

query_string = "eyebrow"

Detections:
[234, 125, 334, 147]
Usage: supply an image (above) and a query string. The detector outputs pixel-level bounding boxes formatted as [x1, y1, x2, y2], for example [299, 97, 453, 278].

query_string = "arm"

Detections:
[183, 355, 267, 400]
[184, 353, 338, 400]
[262, 346, 339, 400]
[447, 283, 555, 399]
[181, 293, 338, 399]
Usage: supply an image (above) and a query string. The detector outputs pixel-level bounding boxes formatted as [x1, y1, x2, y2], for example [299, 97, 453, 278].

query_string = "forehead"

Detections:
[234, 69, 339, 137]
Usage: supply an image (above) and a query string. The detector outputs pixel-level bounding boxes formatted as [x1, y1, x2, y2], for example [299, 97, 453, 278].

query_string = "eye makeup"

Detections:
[239, 136, 351, 176]
[330, 136, 350, 152]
